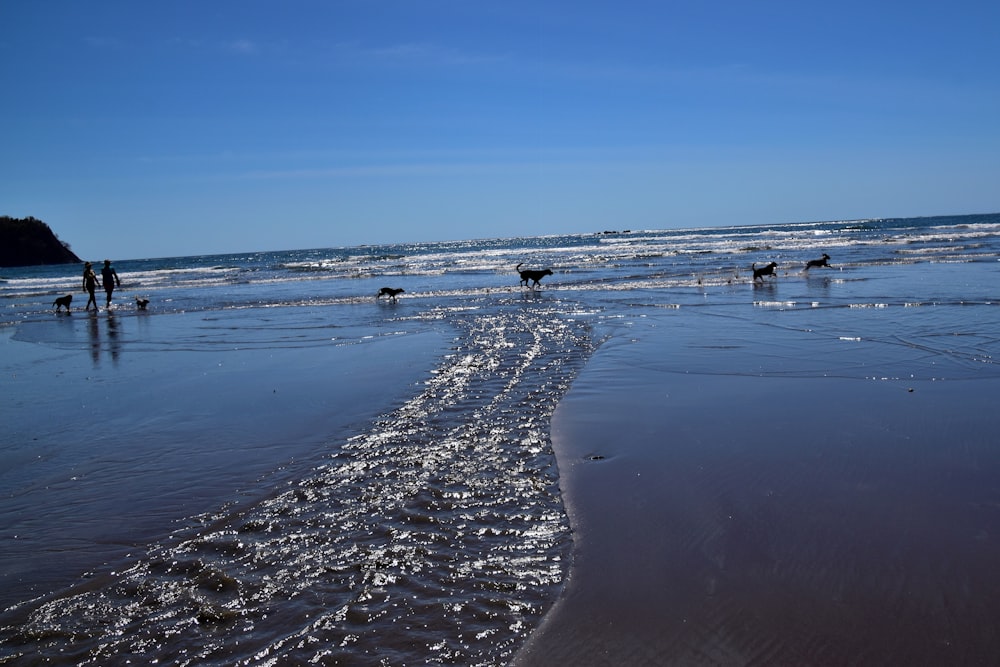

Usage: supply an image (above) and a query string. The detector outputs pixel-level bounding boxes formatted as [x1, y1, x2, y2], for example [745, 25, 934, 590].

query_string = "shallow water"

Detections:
[1, 297, 595, 665]
[1, 308, 447, 608]
[1, 214, 999, 664]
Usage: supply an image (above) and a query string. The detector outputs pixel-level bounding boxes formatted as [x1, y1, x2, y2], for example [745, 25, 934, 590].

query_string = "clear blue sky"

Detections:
[3, 1, 999, 260]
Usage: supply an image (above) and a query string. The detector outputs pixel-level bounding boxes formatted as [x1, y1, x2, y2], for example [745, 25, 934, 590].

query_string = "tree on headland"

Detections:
[0, 216, 82, 267]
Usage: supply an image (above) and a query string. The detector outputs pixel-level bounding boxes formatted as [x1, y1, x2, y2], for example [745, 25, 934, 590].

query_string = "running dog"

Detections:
[376, 287, 405, 302]
[805, 253, 831, 270]
[516, 263, 553, 289]
[752, 261, 778, 282]
[53, 294, 73, 312]
[135, 297, 150, 310]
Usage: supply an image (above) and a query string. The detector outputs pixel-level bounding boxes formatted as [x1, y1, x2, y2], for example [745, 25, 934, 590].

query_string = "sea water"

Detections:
[1, 214, 998, 664]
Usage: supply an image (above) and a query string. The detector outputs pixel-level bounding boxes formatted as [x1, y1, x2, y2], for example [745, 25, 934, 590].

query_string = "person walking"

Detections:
[82, 262, 100, 311]
[101, 260, 121, 309]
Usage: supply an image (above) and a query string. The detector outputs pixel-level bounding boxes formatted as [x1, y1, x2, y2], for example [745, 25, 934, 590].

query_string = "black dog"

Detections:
[135, 297, 150, 310]
[516, 263, 553, 289]
[376, 287, 405, 302]
[752, 261, 778, 282]
[805, 253, 831, 270]
[53, 294, 73, 312]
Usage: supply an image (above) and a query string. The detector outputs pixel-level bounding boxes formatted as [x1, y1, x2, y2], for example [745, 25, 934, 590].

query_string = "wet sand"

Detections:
[517, 301, 1000, 665]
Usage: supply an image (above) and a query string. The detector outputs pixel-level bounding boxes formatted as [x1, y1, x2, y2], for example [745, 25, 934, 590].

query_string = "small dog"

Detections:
[805, 253, 831, 270]
[376, 287, 405, 302]
[752, 261, 778, 282]
[136, 297, 150, 310]
[53, 294, 73, 312]
[516, 263, 553, 289]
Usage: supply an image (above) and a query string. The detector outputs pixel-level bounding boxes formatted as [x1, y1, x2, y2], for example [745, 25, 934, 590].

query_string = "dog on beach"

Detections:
[516, 263, 553, 289]
[135, 297, 150, 310]
[752, 261, 778, 282]
[805, 253, 831, 270]
[376, 287, 405, 302]
[53, 294, 73, 312]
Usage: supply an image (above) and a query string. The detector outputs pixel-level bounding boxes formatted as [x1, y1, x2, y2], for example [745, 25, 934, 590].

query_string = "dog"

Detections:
[752, 261, 778, 282]
[805, 253, 831, 270]
[516, 263, 553, 289]
[135, 297, 150, 310]
[376, 287, 405, 302]
[53, 294, 73, 312]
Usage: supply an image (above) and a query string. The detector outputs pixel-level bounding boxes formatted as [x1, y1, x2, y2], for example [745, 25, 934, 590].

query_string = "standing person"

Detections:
[101, 259, 121, 309]
[82, 262, 100, 311]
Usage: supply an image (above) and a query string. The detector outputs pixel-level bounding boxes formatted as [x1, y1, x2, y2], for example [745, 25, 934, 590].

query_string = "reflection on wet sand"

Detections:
[85, 311, 122, 367]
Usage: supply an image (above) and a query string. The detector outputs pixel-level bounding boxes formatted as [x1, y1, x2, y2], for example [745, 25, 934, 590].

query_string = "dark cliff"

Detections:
[0, 216, 82, 267]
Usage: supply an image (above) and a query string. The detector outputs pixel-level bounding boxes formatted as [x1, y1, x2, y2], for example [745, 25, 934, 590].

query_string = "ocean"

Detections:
[2, 213, 999, 665]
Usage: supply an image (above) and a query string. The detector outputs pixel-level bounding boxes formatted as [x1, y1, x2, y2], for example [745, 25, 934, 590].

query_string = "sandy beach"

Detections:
[517, 272, 1000, 665]
[2, 222, 998, 664]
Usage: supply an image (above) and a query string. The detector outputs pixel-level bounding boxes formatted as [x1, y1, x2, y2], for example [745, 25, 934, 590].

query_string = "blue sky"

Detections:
[3, 1, 999, 260]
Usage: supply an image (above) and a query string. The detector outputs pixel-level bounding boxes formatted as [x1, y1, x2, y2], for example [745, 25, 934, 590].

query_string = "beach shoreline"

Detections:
[1, 220, 997, 664]
[516, 273, 1000, 665]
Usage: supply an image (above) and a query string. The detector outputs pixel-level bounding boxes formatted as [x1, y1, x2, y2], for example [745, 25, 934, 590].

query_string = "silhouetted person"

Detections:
[82, 262, 100, 311]
[101, 260, 121, 308]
